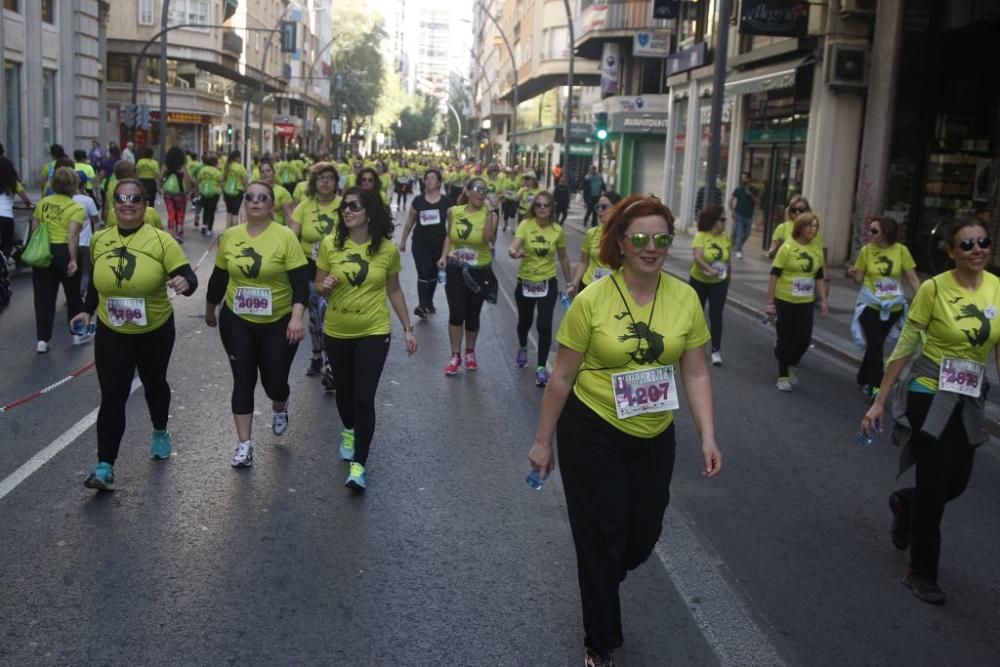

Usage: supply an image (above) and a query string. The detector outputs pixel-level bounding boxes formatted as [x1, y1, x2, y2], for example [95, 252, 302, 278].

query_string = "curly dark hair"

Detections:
[0, 156, 19, 196]
[697, 204, 725, 232]
[164, 146, 187, 174]
[334, 187, 393, 257]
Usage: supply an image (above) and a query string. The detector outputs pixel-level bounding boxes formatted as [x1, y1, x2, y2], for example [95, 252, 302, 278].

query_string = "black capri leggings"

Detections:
[411, 235, 444, 310]
[324, 333, 391, 466]
[774, 299, 814, 377]
[219, 306, 299, 414]
[140, 178, 157, 206]
[689, 277, 729, 353]
[515, 277, 558, 367]
[32, 244, 82, 341]
[445, 262, 490, 332]
[201, 194, 220, 230]
[223, 192, 244, 216]
[856, 306, 901, 389]
[95, 316, 175, 464]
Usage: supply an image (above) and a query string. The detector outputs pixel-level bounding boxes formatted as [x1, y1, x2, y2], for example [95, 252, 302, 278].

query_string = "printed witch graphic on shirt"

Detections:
[707, 241, 724, 262]
[456, 215, 473, 240]
[874, 253, 894, 277]
[532, 235, 550, 256]
[957, 303, 991, 346]
[234, 243, 263, 279]
[795, 249, 815, 273]
[316, 212, 336, 236]
[110, 247, 137, 287]
[619, 321, 665, 364]
[342, 253, 370, 286]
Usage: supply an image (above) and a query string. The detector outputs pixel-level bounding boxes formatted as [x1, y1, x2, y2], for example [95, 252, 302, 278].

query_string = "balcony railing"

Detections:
[574, 0, 671, 40]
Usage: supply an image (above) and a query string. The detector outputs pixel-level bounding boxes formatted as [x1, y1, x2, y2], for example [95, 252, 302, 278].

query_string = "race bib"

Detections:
[939, 357, 984, 398]
[612, 365, 679, 419]
[107, 297, 148, 327]
[233, 287, 272, 316]
[873, 277, 901, 298]
[593, 268, 612, 281]
[419, 209, 441, 226]
[453, 246, 478, 266]
[522, 280, 549, 298]
[711, 261, 728, 280]
[792, 277, 815, 297]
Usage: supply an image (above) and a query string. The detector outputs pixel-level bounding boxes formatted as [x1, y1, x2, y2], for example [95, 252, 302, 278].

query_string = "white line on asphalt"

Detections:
[0, 377, 142, 503]
[657, 506, 787, 667]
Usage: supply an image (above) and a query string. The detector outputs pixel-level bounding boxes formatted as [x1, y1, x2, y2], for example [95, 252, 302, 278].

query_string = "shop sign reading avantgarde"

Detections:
[739, 0, 809, 37]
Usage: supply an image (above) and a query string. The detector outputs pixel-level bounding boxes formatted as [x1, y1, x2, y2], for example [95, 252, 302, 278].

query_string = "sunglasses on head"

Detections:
[244, 193, 271, 203]
[469, 184, 488, 194]
[340, 200, 364, 213]
[115, 193, 144, 204]
[958, 237, 991, 251]
[624, 232, 673, 249]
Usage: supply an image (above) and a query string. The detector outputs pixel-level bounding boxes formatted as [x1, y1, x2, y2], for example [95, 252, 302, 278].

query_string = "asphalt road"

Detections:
[1, 204, 999, 666]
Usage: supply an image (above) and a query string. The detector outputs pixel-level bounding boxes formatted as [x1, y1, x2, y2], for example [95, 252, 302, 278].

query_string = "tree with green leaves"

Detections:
[331, 10, 387, 138]
[394, 94, 440, 149]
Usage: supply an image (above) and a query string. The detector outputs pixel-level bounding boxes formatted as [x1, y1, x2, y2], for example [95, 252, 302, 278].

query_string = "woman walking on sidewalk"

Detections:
[861, 218, 1000, 605]
[688, 205, 732, 367]
[766, 212, 828, 390]
[569, 191, 620, 295]
[528, 194, 722, 666]
[848, 216, 920, 398]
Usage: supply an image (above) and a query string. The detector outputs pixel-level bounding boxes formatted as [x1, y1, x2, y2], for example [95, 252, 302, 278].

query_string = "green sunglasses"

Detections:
[624, 232, 673, 249]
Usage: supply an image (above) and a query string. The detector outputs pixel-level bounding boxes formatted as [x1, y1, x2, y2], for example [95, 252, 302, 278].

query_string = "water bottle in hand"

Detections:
[437, 269, 447, 285]
[559, 291, 572, 310]
[526, 469, 547, 490]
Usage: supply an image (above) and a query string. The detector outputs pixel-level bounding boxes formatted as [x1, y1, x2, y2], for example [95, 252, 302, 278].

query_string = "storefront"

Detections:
[603, 95, 669, 197]
[145, 111, 216, 154]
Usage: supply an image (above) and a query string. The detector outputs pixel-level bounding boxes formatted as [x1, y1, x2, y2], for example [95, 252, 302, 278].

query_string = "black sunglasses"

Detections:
[596, 203, 611, 212]
[789, 206, 807, 214]
[340, 200, 364, 212]
[115, 193, 144, 204]
[624, 232, 673, 249]
[534, 201, 552, 208]
[244, 193, 271, 203]
[469, 185, 488, 194]
[958, 237, 991, 251]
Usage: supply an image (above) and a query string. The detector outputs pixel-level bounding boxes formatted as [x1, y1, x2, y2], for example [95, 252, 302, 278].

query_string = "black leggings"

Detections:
[558, 392, 676, 654]
[856, 306, 901, 389]
[219, 306, 299, 414]
[689, 277, 728, 353]
[445, 262, 489, 332]
[411, 235, 444, 310]
[895, 392, 976, 580]
[140, 178, 157, 207]
[201, 194, 220, 230]
[0, 215, 13, 258]
[95, 316, 175, 464]
[223, 192, 244, 216]
[774, 299, 813, 376]
[515, 278, 558, 367]
[32, 244, 82, 341]
[324, 334, 391, 466]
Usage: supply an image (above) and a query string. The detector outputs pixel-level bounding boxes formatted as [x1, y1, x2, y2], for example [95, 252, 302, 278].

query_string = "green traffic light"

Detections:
[597, 129, 608, 140]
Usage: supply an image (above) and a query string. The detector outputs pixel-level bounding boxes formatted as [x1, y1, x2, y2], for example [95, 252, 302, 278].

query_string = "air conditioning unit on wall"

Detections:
[825, 42, 869, 89]
[840, 0, 877, 15]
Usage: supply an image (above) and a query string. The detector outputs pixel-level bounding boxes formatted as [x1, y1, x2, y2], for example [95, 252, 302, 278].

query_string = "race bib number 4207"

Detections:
[611, 365, 679, 419]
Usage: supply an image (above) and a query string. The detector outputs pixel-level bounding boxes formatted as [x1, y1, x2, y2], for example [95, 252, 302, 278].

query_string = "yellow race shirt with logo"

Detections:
[516, 218, 565, 282]
[271, 184, 293, 227]
[292, 181, 309, 204]
[908, 270, 1000, 391]
[557, 271, 711, 437]
[772, 220, 824, 253]
[772, 238, 825, 304]
[223, 163, 247, 195]
[690, 231, 732, 284]
[853, 242, 916, 312]
[292, 197, 341, 259]
[316, 236, 401, 338]
[34, 194, 85, 244]
[135, 159, 160, 180]
[197, 165, 222, 197]
[90, 224, 187, 333]
[449, 204, 492, 267]
[581, 226, 612, 285]
[215, 223, 306, 324]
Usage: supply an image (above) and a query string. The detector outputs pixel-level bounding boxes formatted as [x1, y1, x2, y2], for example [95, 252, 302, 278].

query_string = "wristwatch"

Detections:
[403, 324, 415, 333]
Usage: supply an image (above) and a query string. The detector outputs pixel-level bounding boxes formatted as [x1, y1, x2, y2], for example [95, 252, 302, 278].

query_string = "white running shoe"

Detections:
[736, 250, 744, 259]
[36, 341, 50, 353]
[231, 441, 254, 467]
[711, 351, 723, 366]
[789, 366, 799, 386]
[272, 408, 288, 436]
[776, 377, 793, 392]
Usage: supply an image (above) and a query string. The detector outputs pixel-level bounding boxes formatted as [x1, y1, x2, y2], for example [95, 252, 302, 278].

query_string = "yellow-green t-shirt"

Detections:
[215, 222, 307, 324]
[690, 231, 732, 284]
[271, 184, 293, 227]
[557, 271, 711, 437]
[908, 270, 1000, 391]
[34, 194, 86, 244]
[515, 218, 565, 282]
[316, 236, 401, 338]
[292, 181, 309, 204]
[853, 242, 916, 312]
[772, 220, 824, 253]
[449, 204, 492, 267]
[135, 158, 160, 180]
[292, 197, 341, 259]
[223, 163, 247, 195]
[518, 187, 542, 216]
[772, 238, 825, 304]
[90, 224, 188, 333]
[197, 165, 222, 197]
[581, 225, 612, 285]
[277, 161, 298, 185]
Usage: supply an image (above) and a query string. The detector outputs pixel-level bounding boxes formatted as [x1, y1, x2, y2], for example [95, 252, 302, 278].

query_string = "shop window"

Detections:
[138, 0, 154, 26]
[3, 0, 18, 12]
[41, 0, 54, 23]
[43, 69, 57, 148]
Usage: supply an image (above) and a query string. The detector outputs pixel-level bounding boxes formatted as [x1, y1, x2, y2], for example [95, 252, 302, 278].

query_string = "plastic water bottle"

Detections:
[437, 269, 447, 285]
[758, 314, 772, 327]
[855, 432, 874, 447]
[526, 469, 546, 490]
[559, 291, 573, 309]
[72, 320, 96, 336]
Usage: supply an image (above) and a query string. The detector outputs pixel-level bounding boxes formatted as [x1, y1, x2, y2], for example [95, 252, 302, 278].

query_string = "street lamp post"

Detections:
[704, 0, 733, 207]
[157, 0, 171, 161]
[445, 102, 462, 154]
[560, 0, 575, 173]
[476, 2, 518, 167]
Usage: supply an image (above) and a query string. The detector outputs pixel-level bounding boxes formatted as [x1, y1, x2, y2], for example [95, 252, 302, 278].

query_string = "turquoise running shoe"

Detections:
[84, 462, 115, 491]
[339, 429, 355, 461]
[151, 430, 171, 459]
[345, 462, 366, 492]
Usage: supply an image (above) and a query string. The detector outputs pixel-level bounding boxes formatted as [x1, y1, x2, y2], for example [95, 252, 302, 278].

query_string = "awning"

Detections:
[725, 57, 812, 96]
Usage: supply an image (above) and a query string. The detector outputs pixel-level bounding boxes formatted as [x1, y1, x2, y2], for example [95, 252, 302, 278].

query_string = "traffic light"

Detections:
[123, 103, 137, 128]
[594, 112, 608, 141]
[137, 104, 151, 130]
[227, 124, 233, 137]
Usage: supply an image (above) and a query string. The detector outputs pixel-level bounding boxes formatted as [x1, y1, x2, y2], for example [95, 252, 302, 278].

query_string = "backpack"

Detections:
[163, 172, 181, 194]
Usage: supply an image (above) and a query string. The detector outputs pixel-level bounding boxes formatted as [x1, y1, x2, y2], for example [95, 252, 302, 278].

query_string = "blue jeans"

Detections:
[732, 213, 753, 252]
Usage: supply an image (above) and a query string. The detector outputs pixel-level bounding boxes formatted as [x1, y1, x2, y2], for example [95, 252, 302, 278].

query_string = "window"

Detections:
[138, 0, 154, 26]
[168, 0, 212, 30]
[41, 0, 54, 23]
[43, 69, 57, 148]
[3, 0, 19, 12]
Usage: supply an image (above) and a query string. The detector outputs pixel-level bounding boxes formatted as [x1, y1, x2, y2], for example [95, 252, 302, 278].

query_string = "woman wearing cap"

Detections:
[527, 194, 722, 667]
[569, 191, 621, 294]
[398, 168, 450, 318]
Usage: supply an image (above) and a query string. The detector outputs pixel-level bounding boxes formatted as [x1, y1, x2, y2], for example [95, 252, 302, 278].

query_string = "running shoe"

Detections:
[305, 356, 323, 376]
[339, 428, 355, 461]
[426, 304, 436, 315]
[515, 347, 528, 368]
[788, 366, 799, 386]
[414, 305, 428, 320]
[445, 353, 462, 376]
[776, 377, 793, 392]
[231, 441, 254, 468]
[83, 462, 115, 491]
[585, 647, 615, 667]
[150, 430, 172, 459]
[272, 408, 289, 436]
[36, 341, 50, 354]
[711, 351, 723, 366]
[173, 235, 184, 245]
[345, 461, 366, 491]
[73, 331, 95, 346]
[535, 366, 550, 387]
[321, 365, 336, 393]
[889, 492, 910, 551]
[902, 571, 946, 605]
[736, 250, 744, 259]
[464, 350, 478, 371]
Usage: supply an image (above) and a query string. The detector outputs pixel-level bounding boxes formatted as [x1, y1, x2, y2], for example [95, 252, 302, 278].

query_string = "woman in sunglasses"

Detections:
[767, 195, 821, 260]
[568, 191, 621, 294]
[848, 216, 921, 398]
[437, 177, 497, 375]
[314, 188, 417, 492]
[515, 173, 542, 227]
[766, 212, 829, 390]
[688, 205, 732, 367]
[357, 167, 391, 208]
[205, 182, 308, 468]
[71, 179, 198, 491]
[861, 218, 1000, 606]
[257, 157, 297, 236]
[398, 168, 450, 319]
[508, 190, 573, 386]
[528, 194, 722, 666]
[292, 162, 341, 384]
